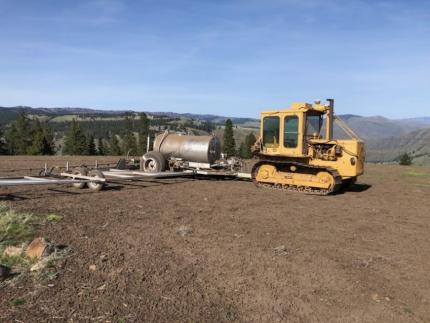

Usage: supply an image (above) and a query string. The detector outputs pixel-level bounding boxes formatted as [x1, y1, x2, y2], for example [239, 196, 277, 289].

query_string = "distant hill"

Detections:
[365, 128, 430, 164]
[149, 111, 259, 127]
[335, 115, 430, 140]
[398, 117, 430, 126]
[0, 106, 134, 125]
[0, 106, 259, 127]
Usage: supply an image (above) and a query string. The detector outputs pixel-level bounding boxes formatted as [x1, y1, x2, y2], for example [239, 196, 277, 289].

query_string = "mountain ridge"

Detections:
[1, 105, 429, 128]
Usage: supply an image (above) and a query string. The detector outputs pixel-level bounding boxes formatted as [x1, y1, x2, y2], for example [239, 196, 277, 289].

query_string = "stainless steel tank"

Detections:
[153, 133, 221, 164]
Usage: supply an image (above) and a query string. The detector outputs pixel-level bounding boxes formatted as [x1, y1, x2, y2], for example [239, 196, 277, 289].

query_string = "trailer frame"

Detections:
[0, 174, 105, 188]
[0, 158, 252, 193]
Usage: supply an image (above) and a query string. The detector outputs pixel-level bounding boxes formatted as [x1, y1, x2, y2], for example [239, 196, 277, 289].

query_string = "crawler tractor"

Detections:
[251, 99, 365, 195]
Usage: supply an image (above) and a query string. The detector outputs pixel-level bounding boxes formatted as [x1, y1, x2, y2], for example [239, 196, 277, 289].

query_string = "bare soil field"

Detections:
[1, 156, 430, 322]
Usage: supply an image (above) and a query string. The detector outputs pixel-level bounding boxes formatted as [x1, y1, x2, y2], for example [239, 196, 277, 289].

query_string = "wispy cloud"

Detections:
[18, 0, 126, 26]
[66, 0, 126, 25]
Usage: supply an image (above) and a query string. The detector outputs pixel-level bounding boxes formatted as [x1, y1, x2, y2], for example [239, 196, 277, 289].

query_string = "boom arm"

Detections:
[334, 115, 361, 140]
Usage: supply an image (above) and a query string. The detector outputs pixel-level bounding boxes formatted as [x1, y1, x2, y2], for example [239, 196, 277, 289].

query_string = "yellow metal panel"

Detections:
[309, 140, 365, 178]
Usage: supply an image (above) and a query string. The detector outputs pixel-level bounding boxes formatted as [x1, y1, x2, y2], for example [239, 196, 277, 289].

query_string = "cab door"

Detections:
[281, 112, 304, 157]
[262, 115, 280, 154]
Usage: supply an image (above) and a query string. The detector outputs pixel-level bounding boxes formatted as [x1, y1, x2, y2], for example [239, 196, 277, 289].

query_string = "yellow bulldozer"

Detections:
[251, 99, 365, 195]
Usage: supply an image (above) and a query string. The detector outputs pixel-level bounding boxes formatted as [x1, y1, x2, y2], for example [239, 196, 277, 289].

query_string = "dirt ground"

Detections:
[1, 156, 430, 322]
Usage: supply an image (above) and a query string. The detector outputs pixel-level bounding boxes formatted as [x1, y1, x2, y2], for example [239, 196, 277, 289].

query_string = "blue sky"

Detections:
[0, 0, 429, 118]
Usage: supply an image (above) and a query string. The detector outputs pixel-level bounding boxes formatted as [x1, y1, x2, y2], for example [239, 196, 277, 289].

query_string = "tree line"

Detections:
[0, 113, 257, 159]
[62, 113, 151, 156]
[0, 113, 55, 155]
[0, 112, 150, 156]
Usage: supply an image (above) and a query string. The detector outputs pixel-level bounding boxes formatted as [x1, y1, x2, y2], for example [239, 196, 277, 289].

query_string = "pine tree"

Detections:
[17, 112, 33, 154]
[97, 138, 105, 155]
[63, 119, 87, 155]
[203, 121, 214, 133]
[84, 134, 97, 155]
[5, 112, 32, 154]
[122, 115, 137, 156]
[41, 122, 55, 155]
[239, 132, 257, 159]
[238, 142, 247, 158]
[0, 128, 6, 155]
[109, 134, 121, 156]
[223, 119, 236, 157]
[137, 112, 150, 155]
[5, 124, 18, 155]
[28, 120, 55, 155]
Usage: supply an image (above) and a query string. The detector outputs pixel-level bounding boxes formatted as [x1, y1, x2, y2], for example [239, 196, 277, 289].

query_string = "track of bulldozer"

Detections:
[251, 159, 343, 196]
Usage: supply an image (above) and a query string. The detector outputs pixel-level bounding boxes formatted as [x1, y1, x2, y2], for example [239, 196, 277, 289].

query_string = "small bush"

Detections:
[11, 298, 25, 306]
[405, 171, 430, 178]
[46, 214, 63, 222]
[0, 254, 35, 269]
[0, 203, 38, 247]
[399, 153, 413, 166]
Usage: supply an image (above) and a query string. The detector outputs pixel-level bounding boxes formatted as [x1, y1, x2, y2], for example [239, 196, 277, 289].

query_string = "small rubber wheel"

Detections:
[87, 169, 105, 192]
[72, 167, 88, 189]
[142, 151, 166, 173]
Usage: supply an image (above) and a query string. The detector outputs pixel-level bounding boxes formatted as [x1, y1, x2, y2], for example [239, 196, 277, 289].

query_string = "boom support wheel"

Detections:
[142, 151, 166, 173]
[87, 169, 105, 192]
[71, 167, 88, 189]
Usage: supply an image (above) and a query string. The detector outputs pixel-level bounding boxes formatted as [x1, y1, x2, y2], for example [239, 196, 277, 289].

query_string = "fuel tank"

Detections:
[153, 133, 221, 164]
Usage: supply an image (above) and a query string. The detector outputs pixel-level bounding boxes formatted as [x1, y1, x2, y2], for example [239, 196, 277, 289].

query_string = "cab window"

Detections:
[263, 116, 280, 147]
[284, 116, 299, 148]
[306, 113, 322, 138]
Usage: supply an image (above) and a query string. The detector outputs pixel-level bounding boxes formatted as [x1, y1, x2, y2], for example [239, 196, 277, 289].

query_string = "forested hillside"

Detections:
[0, 107, 257, 158]
[1, 106, 430, 164]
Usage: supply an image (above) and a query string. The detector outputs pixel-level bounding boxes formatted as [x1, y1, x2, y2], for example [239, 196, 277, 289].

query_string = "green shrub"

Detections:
[0, 203, 37, 247]
[46, 214, 63, 222]
[399, 153, 413, 166]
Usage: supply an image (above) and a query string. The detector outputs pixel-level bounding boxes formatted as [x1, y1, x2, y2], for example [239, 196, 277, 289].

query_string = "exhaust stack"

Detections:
[325, 99, 334, 141]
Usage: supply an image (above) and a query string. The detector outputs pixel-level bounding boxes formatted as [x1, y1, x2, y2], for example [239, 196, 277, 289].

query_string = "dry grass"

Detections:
[0, 203, 63, 269]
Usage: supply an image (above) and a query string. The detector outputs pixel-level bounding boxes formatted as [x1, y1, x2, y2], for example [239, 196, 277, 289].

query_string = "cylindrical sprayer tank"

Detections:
[153, 133, 221, 164]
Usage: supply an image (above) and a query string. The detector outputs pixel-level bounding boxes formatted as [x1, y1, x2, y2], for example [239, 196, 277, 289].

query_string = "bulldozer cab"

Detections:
[259, 100, 333, 157]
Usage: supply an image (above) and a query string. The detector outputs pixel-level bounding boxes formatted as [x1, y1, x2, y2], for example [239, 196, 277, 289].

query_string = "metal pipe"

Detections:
[104, 169, 194, 179]
[60, 173, 106, 182]
[0, 178, 88, 187]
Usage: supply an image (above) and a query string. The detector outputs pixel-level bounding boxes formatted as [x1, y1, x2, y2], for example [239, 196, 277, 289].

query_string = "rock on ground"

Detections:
[0, 264, 11, 280]
[3, 246, 24, 257]
[26, 237, 52, 259]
